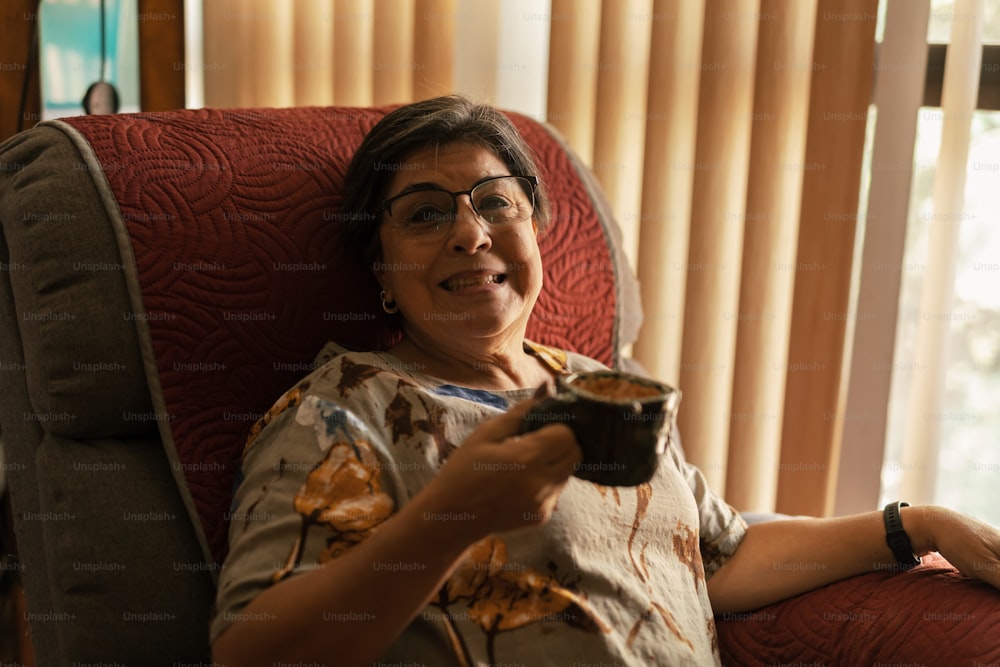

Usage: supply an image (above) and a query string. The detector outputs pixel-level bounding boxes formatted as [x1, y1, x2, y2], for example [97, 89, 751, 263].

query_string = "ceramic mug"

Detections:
[519, 370, 681, 486]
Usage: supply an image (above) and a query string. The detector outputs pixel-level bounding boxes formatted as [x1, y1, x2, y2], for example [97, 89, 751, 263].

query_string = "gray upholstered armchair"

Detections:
[2, 105, 998, 666]
[0, 104, 637, 664]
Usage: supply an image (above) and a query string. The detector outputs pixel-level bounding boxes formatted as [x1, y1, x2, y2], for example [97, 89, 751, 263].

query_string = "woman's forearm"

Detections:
[212, 488, 477, 667]
[706, 509, 910, 614]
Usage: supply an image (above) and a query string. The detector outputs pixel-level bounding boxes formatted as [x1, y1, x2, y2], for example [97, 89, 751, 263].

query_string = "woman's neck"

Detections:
[388, 332, 554, 392]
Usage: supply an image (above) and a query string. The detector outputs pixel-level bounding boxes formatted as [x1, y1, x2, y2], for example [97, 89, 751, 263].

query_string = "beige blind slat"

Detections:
[451, 1, 501, 104]
[239, 0, 261, 106]
[778, 0, 878, 517]
[333, 0, 374, 106]
[632, 0, 705, 387]
[294, 0, 335, 106]
[546, 0, 602, 164]
[202, 1, 240, 107]
[899, 0, 985, 504]
[726, 0, 818, 512]
[237, 2, 261, 106]
[373, 0, 415, 105]
[677, 0, 761, 492]
[836, 0, 930, 516]
[255, 0, 295, 107]
[592, 0, 654, 267]
[413, 0, 456, 99]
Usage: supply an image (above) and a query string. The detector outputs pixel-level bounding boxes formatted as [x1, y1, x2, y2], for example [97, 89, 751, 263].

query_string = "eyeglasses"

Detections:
[381, 175, 538, 237]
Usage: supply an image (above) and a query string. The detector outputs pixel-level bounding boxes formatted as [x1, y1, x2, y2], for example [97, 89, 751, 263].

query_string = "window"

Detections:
[875, 0, 1000, 526]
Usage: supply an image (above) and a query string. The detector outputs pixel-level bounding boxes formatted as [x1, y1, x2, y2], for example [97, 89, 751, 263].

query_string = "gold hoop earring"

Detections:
[380, 290, 399, 315]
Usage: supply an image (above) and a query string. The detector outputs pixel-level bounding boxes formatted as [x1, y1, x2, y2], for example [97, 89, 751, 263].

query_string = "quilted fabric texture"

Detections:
[716, 553, 1000, 664]
[58, 106, 620, 564]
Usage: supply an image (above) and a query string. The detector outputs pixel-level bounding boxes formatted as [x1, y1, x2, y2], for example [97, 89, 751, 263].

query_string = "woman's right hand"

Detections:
[214, 399, 578, 667]
[419, 399, 582, 545]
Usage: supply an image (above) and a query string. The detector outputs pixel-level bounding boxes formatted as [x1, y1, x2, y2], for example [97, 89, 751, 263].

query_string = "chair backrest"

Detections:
[0, 104, 638, 663]
[56, 105, 637, 563]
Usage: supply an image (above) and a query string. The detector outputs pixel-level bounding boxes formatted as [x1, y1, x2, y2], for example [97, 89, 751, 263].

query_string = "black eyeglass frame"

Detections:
[380, 175, 539, 222]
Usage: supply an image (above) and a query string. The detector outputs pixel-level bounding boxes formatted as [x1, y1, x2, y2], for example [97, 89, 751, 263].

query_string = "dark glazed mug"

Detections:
[519, 370, 681, 486]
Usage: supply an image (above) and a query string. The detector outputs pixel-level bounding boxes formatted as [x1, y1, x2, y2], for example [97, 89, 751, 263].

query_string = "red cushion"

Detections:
[60, 106, 619, 563]
[716, 553, 1000, 664]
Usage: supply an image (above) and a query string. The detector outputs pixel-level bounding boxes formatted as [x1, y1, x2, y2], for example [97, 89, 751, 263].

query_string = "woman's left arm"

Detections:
[707, 505, 1000, 613]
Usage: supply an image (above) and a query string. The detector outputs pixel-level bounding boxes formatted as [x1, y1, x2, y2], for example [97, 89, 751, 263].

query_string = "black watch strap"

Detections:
[883, 501, 921, 569]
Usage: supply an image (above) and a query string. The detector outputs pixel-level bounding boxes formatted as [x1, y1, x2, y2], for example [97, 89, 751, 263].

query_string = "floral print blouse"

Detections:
[211, 341, 747, 666]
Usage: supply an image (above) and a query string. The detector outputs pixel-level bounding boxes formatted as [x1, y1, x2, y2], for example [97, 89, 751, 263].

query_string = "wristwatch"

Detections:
[883, 501, 921, 569]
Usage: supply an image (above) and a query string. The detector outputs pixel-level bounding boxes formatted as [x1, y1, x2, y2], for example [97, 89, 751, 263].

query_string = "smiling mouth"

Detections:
[442, 274, 507, 291]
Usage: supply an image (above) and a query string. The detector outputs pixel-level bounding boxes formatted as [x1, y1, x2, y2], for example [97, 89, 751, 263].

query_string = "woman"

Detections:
[211, 95, 1000, 666]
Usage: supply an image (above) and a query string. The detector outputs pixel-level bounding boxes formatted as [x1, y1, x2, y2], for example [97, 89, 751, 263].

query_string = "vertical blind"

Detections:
[201, 0, 880, 516]
[897, 0, 985, 503]
[836, 0, 931, 516]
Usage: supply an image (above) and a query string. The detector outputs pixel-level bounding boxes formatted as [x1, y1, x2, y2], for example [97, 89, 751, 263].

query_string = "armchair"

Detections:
[1, 105, 997, 665]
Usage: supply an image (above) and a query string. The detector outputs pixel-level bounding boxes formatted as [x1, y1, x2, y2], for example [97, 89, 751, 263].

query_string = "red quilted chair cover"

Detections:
[58, 106, 621, 564]
[716, 553, 1000, 664]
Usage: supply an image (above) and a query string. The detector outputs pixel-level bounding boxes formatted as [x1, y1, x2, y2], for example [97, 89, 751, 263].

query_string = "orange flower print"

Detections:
[434, 536, 609, 665]
[272, 398, 394, 582]
[603, 483, 699, 654]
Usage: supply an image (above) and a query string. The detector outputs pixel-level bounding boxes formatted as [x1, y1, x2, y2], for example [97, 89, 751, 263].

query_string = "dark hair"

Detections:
[341, 95, 550, 266]
[81, 80, 120, 115]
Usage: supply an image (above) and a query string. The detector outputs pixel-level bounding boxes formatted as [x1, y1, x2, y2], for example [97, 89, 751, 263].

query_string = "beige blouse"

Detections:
[211, 340, 747, 666]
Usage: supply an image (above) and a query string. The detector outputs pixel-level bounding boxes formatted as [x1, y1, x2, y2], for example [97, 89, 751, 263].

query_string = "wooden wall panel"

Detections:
[0, 0, 41, 141]
[137, 0, 185, 112]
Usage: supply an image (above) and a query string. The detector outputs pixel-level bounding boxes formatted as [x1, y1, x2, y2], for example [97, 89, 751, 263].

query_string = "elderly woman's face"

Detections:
[375, 142, 543, 345]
